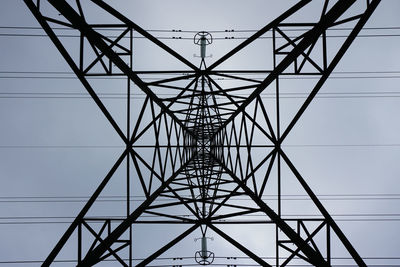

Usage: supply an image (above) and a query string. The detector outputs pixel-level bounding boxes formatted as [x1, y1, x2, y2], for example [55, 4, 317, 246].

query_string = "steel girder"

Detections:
[23, 0, 380, 266]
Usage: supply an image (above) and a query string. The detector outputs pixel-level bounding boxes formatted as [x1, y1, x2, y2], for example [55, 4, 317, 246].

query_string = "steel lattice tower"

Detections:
[24, 0, 380, 266]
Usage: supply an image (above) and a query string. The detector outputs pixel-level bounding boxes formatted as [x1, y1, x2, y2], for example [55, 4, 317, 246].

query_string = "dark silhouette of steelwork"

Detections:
[24, 0, 380, 266]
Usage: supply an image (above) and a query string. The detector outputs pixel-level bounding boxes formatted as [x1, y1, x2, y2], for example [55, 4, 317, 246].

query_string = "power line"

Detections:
[2, 89, 400, 100]
[0, 219, 399, 225]
[1, 144, 400, 149]
[0, 213, 400, 220]
[1, 33, 400, 40]
[0, 196, 399, 203]
[0, 255, 398, 265]
[0, 144, 398, 147]
[1, 70, 400, 74]
[1, 75, 400, 80]
[1, 25, 400, 32]
[1, 94, 400, 100]
[1, 193, 399, 198]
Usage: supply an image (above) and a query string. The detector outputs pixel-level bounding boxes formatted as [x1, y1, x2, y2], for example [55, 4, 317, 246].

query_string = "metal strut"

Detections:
[22, 0, 381, 266]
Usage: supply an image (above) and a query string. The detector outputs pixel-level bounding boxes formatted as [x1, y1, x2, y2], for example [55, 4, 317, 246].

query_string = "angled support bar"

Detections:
[280, 150, 367, 266]
[24, 0, 128, 143]
[279, 0, 381, 143]
[207, 0, 312, 70]
[48, 0, 197, 140]
[212, 0, 357, 140]
[91, 0, 199, 71]
[78, 152, 197, 266]
[212, 155, 329, 266]
[207, 223, 272, 267]
[41, 149, 128, 266]
[137, 223, 201, 267]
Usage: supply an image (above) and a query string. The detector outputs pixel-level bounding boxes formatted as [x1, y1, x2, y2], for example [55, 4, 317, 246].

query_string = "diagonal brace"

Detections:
[77, 153, 197, 266]
[47, 0, 197, 140]
[212, 154, 329, 267]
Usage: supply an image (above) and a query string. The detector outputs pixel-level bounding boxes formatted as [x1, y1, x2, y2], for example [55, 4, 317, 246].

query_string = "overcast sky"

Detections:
[0, 0, 400, 266]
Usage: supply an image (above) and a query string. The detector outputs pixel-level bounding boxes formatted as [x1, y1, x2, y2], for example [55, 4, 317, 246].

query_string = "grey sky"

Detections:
[0, 0, 400, 266]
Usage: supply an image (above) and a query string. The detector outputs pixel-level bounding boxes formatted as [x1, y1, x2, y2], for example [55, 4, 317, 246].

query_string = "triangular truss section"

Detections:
[23, 0, 381, 266]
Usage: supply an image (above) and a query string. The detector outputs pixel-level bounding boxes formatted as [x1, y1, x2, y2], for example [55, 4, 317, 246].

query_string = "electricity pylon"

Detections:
[24, 0, 380, 266]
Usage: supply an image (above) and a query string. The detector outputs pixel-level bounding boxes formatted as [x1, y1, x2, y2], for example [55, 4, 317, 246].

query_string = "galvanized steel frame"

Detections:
[23, 0, 380, 266]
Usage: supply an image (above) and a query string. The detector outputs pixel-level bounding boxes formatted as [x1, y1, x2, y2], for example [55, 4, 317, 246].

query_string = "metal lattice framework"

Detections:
[24, 0, 380, 266]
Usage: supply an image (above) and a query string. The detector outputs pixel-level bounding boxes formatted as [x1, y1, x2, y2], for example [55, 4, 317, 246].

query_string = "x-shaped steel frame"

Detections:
[24, 0, 380, 266]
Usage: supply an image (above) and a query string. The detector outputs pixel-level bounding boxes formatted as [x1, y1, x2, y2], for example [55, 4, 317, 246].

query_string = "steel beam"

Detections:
[21, 1, 381, 266]
[207, 0, 312, 70]
[47, 0, 197, 140]
[24, 0, 128, 144]
[207, 223, 272, 267]
[212, 155, 329, 267]
[137, 224, 200, 267]
[280, 150, 367, 267]
[77, 153, 197, 266]
[91, 0, 199, 71]
[279, 0, 381, 143]
[212, 0, 357, 139]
